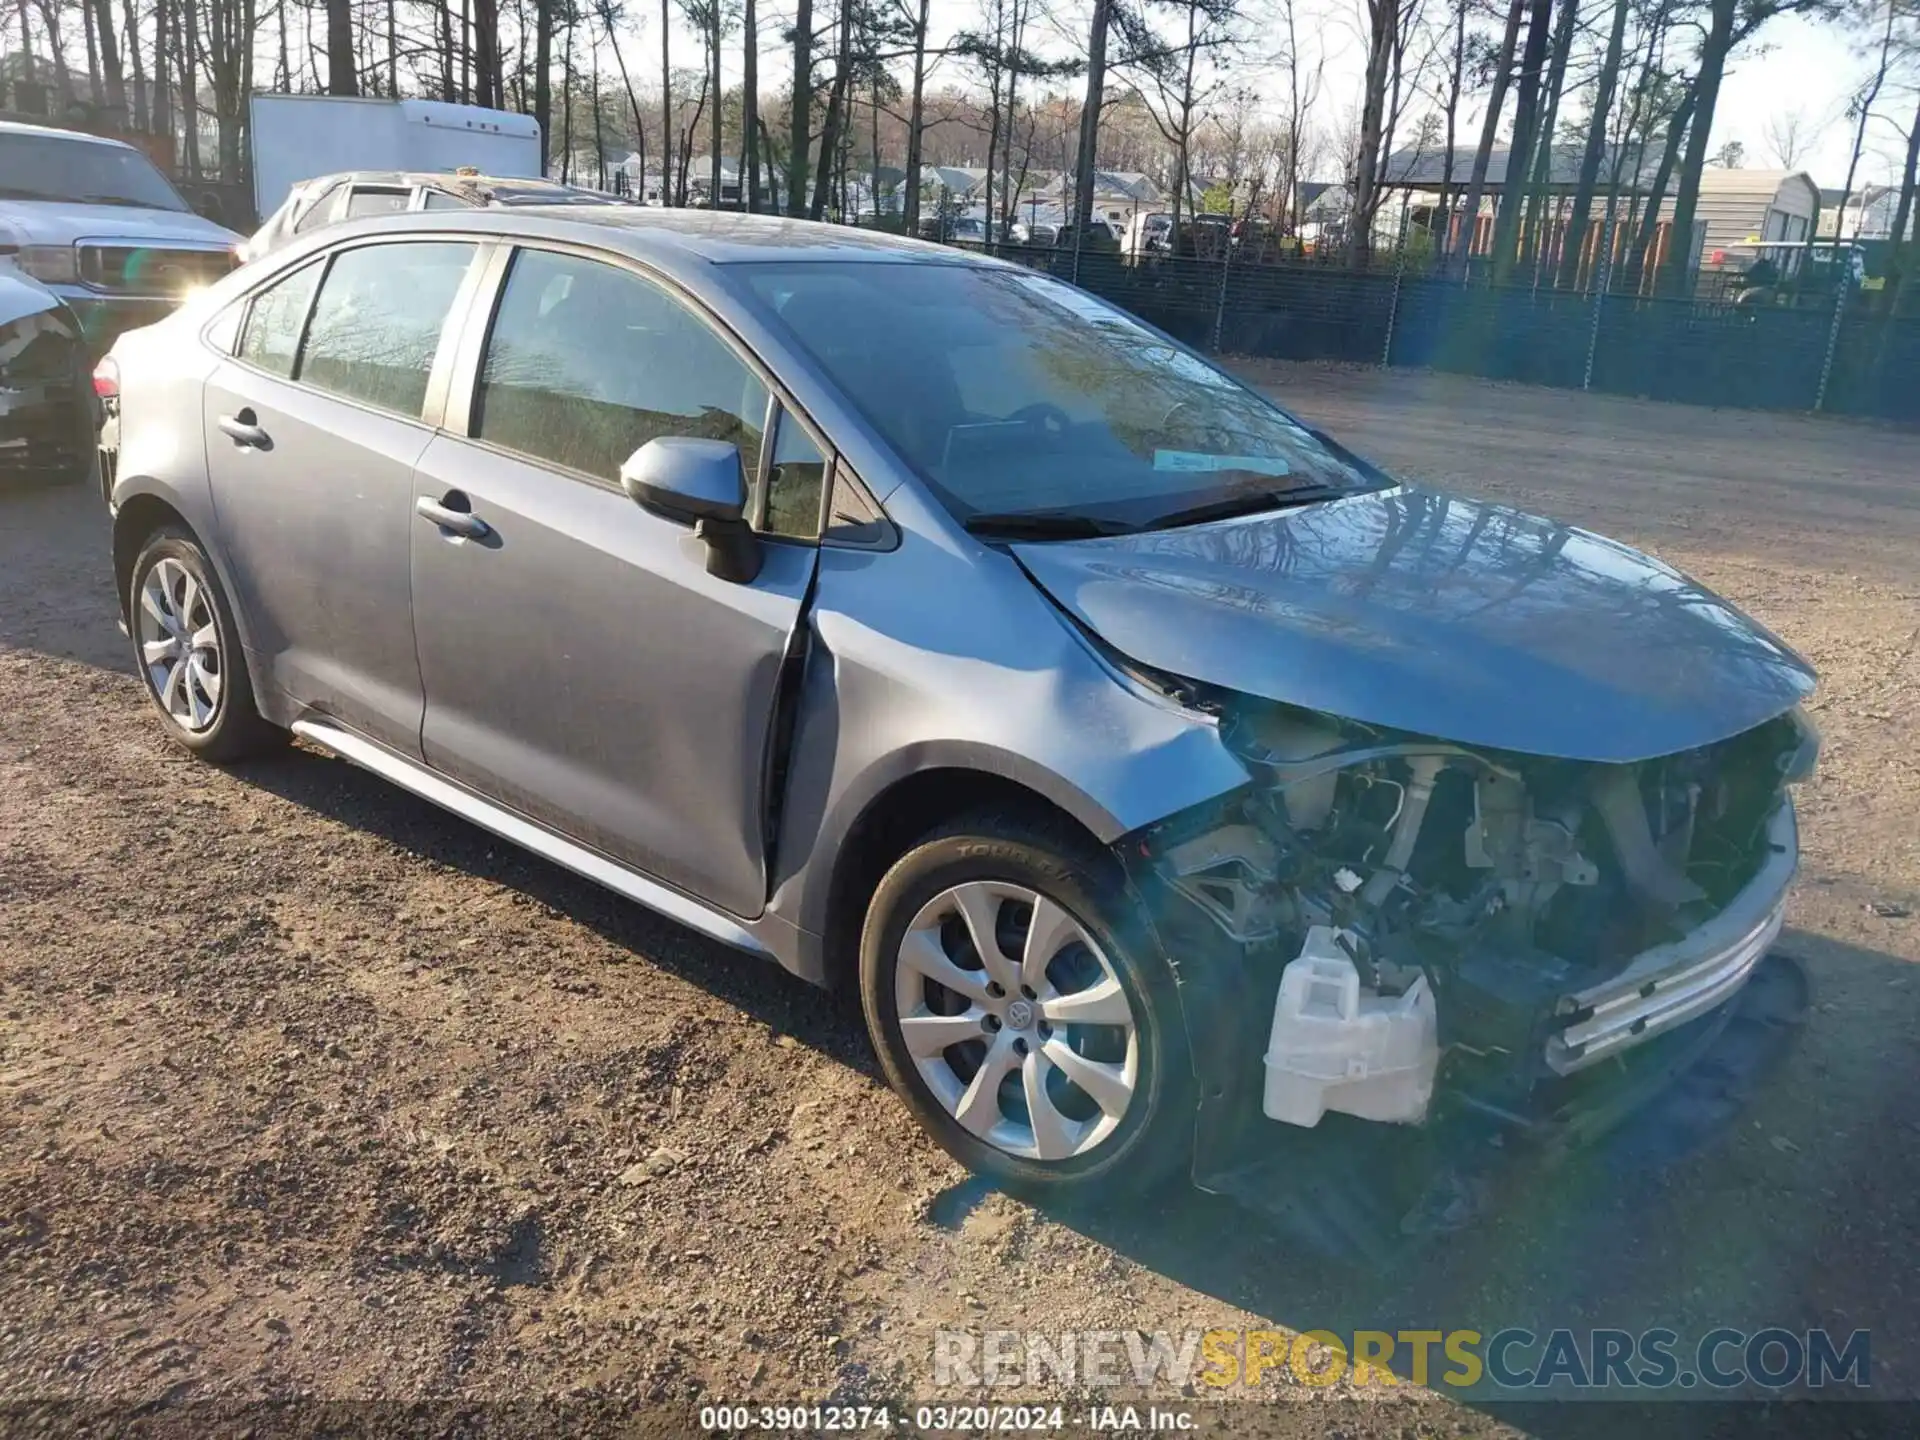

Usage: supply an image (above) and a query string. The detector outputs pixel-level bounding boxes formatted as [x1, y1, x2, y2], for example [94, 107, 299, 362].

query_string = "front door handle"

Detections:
[415, 492, 492, 541]
[217, 408, 272, 450]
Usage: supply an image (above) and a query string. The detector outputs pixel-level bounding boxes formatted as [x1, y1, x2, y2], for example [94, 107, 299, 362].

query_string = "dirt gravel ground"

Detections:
[2, 363, 1916, 1439]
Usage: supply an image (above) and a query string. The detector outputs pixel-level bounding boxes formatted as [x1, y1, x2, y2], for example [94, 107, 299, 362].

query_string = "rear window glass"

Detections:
[237, 259, 322, 378]
[296, 242, 475, 417]
[344, 188, 411, 219]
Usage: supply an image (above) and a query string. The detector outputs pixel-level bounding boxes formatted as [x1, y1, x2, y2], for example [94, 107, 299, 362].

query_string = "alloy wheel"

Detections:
[893, 880, 1140, 1162]
[137, 557, 223, 732]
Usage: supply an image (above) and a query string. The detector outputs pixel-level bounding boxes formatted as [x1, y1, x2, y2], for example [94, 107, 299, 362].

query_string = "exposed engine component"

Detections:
[1462, 768, 1600, 944]
[1149, 702, 1814, 1132]
[1262, 925, 1439, 1128]
[1589, 765, 1706, 907]
[1161, 824, 1282, 941]
[1247, 710, 1345, 831]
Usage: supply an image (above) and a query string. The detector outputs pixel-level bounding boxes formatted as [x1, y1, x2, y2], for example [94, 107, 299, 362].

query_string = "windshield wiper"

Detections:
[73, 194, 172, 209]
[1138, 486, 1344, 533]
[963, 511, 1132, 540]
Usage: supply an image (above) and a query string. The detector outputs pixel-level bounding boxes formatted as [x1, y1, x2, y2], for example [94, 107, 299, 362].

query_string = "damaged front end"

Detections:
[1126, 689, 1819, 1251]
[0, 272, 93, 485]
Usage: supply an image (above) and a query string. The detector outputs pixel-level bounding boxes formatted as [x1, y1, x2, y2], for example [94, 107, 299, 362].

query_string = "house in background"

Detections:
[1030, 170, 1163, 232]
[1817, 184, 1904, 241]
[1374, 145, 1819, 288]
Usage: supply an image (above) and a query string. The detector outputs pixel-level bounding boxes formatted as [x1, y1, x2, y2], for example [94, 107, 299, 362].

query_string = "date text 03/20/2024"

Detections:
[697, 1405, 1196, 1431]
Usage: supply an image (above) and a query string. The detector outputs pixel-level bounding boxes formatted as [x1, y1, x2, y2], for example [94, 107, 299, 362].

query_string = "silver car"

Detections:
[99, 209, 1817, 1227]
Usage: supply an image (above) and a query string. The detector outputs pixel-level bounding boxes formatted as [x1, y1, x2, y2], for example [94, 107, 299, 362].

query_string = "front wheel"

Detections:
[859, 812, 1193, 1197]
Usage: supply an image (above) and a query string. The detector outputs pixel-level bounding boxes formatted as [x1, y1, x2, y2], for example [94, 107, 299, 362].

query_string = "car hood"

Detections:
[1012, 486, 1815, 763]
[0, 200, 240, 248]
[0, 265, 67, 328]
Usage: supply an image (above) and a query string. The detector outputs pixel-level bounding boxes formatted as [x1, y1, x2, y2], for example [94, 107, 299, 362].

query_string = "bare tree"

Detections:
[1761, 104, 1823, 166]
[1348, 0, 1428, 264]
[1112, 0, 1244, 244]
[1452, 0, 1526, 275]
[1279, 0, 1323, 234]
[1831, 0, 1904, 245]
[786, 0, 813, 214]
[743, 0, 760, 206]
[1488, 0, 1551, 273]
[1883, 89, 1918, 309]
[327, 0, 357, 91]
[899, 0, 932, 228]
[1559, 0, 1635, 286]
[1660, 0, 1843, 296]
[1071, 0, 1112, 235]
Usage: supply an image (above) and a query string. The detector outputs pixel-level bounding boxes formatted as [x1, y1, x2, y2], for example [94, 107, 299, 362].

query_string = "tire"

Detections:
[128, 526, 284, 763]
[859, 810, 1193, 1197]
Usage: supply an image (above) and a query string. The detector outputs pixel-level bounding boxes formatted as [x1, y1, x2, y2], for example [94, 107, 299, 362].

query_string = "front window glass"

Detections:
[739, 262, 1384, 532]
[297, 241, 476, 417]
[0, 133, 188, 211]
[474, 248, 769, 483]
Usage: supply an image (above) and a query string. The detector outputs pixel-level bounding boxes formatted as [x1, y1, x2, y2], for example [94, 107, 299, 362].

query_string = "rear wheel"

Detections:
[859, 812, 1193, 1197]
[129, 527, 283, 763]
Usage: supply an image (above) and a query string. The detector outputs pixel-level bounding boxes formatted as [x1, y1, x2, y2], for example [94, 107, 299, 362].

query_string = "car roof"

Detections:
[300, 170, 614, 203]
[357, 205, 996, 266]
[0, 119, 134, 151]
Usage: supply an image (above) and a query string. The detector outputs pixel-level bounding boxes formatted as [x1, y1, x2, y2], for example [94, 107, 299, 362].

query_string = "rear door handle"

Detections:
[415, 492, 492, 541]
[217, 409, 272, 450]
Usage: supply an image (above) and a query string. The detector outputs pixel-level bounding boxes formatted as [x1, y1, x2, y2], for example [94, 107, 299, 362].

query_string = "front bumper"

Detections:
[1189, 948, 1807, 1260]
[1153, 796, 1807, 1257]
[0, 380, 92, 482]
[46, 287, 177, 358]
[1547, 800, 1797, 1074]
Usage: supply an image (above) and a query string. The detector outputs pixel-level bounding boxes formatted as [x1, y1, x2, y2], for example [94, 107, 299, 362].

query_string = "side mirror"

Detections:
[619, 436, 761, 583]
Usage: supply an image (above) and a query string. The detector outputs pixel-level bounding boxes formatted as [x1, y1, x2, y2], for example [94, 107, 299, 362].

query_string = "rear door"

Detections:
[203, 238, 484, 756]
[409, 244, 825, 917]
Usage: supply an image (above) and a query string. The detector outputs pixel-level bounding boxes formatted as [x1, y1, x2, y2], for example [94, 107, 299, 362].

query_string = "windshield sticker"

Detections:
[1153, 450, 1293, 477]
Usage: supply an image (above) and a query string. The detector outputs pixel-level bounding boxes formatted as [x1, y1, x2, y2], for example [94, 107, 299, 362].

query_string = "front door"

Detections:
[203, 238, 479, 756]
[409, 246, 822, 918]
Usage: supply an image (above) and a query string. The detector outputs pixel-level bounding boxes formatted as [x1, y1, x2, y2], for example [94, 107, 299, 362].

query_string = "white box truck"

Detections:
[249, 95, 542, 222]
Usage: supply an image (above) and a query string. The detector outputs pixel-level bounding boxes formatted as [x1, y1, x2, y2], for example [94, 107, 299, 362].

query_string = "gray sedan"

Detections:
[98, 209, 1817, 1224]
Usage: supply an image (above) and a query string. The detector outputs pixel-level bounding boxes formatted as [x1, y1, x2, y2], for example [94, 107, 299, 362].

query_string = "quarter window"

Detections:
[763, 408, 827, 540]
[236, 259, 322, 378]
[473, 248, 769, 485]
[296, 242, 476, 418]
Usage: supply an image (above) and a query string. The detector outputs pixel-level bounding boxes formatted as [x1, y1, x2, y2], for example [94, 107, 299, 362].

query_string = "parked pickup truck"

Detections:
[0, 119, 242, 358]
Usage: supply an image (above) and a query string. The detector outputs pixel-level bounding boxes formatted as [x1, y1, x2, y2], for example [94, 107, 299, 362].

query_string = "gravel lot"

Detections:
[2, 363, 1916, 1438]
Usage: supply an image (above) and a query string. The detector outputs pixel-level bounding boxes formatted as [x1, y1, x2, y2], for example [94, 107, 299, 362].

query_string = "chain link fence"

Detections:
[957, 240, 1920, 424]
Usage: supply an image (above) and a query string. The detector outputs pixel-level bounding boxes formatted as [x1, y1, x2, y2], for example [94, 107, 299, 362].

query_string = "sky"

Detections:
[631, 0, 1907, 192]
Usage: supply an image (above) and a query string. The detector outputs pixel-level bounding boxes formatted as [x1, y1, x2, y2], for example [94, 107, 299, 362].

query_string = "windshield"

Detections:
[738, 261, 1384, 531]
[0, 133, 188, 212]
